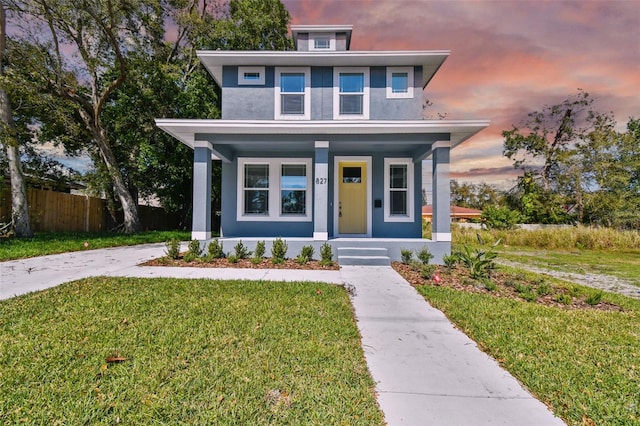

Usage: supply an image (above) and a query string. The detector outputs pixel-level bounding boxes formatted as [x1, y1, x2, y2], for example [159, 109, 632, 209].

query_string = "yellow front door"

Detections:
[338, 161, 367, 234]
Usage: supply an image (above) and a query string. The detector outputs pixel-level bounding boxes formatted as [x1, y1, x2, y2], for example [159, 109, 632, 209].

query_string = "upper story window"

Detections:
[309, 33, 335, 50]
[386, 67, 414, 99]
[275, 67, 310, 120]
[333, 67, 370, 119]
[238, 66, 265, 85]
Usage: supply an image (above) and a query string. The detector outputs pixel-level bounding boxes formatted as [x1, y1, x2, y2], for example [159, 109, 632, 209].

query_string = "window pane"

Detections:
[314, 37, 330, 49]
[245, 190, 269, 214]
[244, 164, 269, 188]
[340, 73, 364, 93]
[390, 164, 408, 189]
[391, 72, 409, 93]
[281, 165, 306, 189]
[390, 191, 407, 215]
[281, 190, 306, 214]
[280, 73, 305, 93]
[244, 72, 260, 80]
[340, 94, 363, 115]
[343, 166, 362, 183]
[281, 94, 304, 115]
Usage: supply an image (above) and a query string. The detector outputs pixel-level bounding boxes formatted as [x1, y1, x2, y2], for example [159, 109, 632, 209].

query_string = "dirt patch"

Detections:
[142, 256, 339, 271]
[392, 262, 624, 312]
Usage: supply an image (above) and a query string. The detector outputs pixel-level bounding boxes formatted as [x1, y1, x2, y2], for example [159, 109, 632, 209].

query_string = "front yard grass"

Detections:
[0, 230, 190, 261]
[0, 277, 383, 425]
[415, 282, 640, 425]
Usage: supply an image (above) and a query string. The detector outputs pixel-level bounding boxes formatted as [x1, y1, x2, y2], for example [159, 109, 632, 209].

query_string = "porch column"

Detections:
[432, 142, 451, 242]
[192, 141, 212, 240]
[313, 141, 329, 240]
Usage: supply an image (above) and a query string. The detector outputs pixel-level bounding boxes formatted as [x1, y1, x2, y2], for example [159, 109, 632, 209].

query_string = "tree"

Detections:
[450, 180, 503, 210]
[5, 0, 166, 233]
[0, 3, 32, 236]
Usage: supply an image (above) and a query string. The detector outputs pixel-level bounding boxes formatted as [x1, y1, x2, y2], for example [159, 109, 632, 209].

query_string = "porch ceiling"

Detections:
[155, 119, 490, 158]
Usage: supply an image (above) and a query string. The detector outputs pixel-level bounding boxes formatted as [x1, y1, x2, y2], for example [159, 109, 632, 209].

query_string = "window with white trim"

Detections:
[333, 67, 369, 119]
[237, 158, 312, 221]
[386, 67, 414, 99]
[384, 158, 414, 222]
[310, 33, 335, 50]
[238, 66, 265, 85]
[275, 67, 310, 120]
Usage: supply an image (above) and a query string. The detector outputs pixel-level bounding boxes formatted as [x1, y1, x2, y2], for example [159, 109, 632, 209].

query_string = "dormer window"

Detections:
[310, 33, 335, 51]
[386, 67, 414, 99]
[275, 67, 310, 120]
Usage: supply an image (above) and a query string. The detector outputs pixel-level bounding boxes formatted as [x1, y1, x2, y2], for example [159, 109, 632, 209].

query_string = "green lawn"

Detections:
[0, 278, 383, 425]
[497, 247, 640, 286]
[417, 283, 640, 426]
[0, 230, 190, 261]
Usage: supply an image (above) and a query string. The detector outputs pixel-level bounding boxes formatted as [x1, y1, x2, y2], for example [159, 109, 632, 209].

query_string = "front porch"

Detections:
[206, 237, 451, 265]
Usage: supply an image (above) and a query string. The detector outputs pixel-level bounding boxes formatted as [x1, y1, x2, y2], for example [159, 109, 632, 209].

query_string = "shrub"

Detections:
[586, 290, 604, 306]
[186, 239, 203, 258]
[536, 281, 551, 296]
[296, 255, 309, 265]
[442, 253, 458, 269]
[183, 252, 197, 263]
[456, 243, 499, 279]
[165, 239, 180, 260]
[227, 254, 238, 264]
[420, 264, 437, 279]
[514, 282, 531, 294]
[320, 242, 333, 266]
[400, 249, 413, 264]
[483, 280, 497, 292]
[250, 257, 262, 265]
[481, 205, 521, 230]
[233, 240, 252, 259]
[521, 291, 538, 302]
[207, 239, 225, 259]
[417, 247, 434, 265]
[254, 241, 266, 258]
[271, 237, 288, 263]
[300, 245, 315, 260]
[555, 293, 572, 305]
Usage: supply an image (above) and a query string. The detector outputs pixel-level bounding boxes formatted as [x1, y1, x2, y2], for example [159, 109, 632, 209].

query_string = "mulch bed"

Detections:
[391, 261, 623, 312]
[142, 256, 340, 270]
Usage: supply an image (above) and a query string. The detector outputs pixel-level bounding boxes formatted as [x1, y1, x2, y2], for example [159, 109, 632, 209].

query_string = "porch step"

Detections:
[337, 247, 391, 266]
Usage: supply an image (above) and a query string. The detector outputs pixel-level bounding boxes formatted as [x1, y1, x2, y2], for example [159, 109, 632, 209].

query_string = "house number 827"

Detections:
[315, 177, 327, 185]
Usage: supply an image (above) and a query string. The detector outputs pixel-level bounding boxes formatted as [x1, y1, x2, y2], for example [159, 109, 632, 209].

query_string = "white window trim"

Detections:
[275, 67, 311, 120]
[386, 67, 414, 99]
[384, 158, 414, 222]
[237, 157, 312, 222]
[333, 67, 370, 120]
[238, 66, 265, 85]
[309, 32, 335, 51]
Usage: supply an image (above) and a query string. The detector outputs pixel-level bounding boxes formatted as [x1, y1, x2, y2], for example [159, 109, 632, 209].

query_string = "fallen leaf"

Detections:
[106, 356, 127, 363]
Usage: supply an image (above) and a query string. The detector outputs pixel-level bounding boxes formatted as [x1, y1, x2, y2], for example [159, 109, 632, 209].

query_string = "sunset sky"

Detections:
[283, 0, 640, 187]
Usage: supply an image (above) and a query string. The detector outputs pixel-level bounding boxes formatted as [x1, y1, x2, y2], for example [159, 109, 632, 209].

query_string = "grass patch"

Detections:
[0, 277, 383, 425]
[415, 285, 640, 425]
[0, 230, 191, 261]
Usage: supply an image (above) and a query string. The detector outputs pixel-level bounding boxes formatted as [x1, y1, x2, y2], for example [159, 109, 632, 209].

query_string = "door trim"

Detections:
[333, 156, 372, 237]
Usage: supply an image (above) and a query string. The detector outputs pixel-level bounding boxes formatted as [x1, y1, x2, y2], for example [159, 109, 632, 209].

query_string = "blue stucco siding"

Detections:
[310, 67, 334, 120]
[221, 66, 275, 120]
[370, 66, 423, 120]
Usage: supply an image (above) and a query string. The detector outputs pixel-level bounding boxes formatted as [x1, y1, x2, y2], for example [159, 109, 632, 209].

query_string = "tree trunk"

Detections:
[0, 5, 32, 237]
[79, 109, 142, 233]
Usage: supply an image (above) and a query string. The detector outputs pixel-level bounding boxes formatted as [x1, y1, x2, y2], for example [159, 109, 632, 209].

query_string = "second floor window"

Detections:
[276, 67, 310, 120]
[334, 67, 369, 119]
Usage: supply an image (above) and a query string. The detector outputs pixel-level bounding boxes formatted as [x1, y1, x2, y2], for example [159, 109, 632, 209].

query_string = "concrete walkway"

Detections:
[0, 244, 564, 425]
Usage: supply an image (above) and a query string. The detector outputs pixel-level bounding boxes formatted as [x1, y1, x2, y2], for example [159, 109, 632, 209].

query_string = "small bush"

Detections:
[300, 245, 315, 260]
[320, 242, 333, 266]
[568, 285, 583, 298]
[250, 257, 262, 265]
[555, 293, 572, 305]
[165, 239, 180, 260]
[185, 239, 202, 259]
[400, 249, 413, 264]
[409, 259, 422, 272]
[536, 282, 551, 296]
[483, 280, 497, 292]
[183, 252, 198, 263]
[234, 240, 252, 259]
[417, 247, 434, 265]
[207, 239, 225, 259]
[271, 237, 288, 261]
[254, 241, 266, 258]
[586, 290, 604, 306]
[481, 205, 521, 230]
[521, 291, 538, 302]
[514, 282, 532, 294]
[420, 264, 437, 279]
[227, 254, 238, 264]
[296, 255, 309, 265]
[442, 253, 458, 269]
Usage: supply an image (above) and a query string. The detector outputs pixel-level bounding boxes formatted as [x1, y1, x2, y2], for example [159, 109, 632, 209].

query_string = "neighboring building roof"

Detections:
[422, 205, 483, 218]
[197, 50, 450, 88]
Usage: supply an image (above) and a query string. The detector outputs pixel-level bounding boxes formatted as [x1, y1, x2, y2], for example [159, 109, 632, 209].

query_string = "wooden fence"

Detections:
[0, 188, 181, 232]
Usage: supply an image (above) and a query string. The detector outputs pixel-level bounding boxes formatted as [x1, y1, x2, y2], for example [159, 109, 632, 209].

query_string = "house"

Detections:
[156, 24, 488, 263]
[422, 205, 483, 223]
